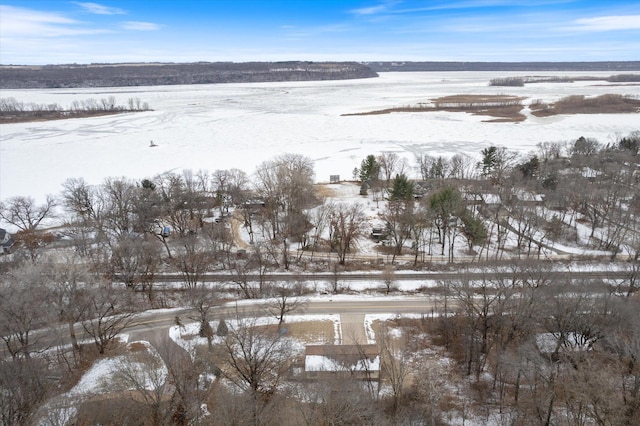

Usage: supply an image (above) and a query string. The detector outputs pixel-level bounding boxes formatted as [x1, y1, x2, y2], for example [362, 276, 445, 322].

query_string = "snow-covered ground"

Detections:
[169, 314, 342, 355]
[2, 71, 638, 202]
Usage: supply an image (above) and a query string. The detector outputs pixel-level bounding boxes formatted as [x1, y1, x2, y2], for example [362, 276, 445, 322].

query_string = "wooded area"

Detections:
[0, 62, 378, 89]
[1, 131, 639, 424]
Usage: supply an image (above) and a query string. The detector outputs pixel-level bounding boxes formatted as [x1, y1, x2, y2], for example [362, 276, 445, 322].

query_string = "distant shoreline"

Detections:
[364, 61, 640, 72]
[2, 61, 639, 90]
[0, 61, 377, 90]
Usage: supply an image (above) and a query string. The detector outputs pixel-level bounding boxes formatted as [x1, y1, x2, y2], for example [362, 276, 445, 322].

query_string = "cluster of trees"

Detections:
[489, 73, 640, 86]
[0, 258, 138, 424]
[353, 135, 639, 265]
[0, 153, 364, 301]
[428, 261, 640, 424]
[489, 77, 525, 86]
[0, 96, 150, 123]
[2, 131, 638, 280]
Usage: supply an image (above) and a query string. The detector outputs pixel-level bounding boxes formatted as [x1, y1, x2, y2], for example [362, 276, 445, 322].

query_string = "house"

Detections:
[0, 228, 15, 254]
[303, 344, 380, 380]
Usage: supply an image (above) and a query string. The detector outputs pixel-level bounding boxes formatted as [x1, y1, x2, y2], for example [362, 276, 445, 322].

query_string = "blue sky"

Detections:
[1, 1, 639, 64]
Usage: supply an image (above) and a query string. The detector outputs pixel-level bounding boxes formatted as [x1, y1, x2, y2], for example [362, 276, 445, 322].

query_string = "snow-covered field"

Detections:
[1, 71, 638, 202]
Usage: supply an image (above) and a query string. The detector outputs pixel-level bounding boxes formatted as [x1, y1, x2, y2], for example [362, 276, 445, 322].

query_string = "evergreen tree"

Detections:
[389, 174, 414, 201]
[216, 318, 229, 337]
[517, 156, 540, 179]
[480, 146, 498, 177]
[359, 155, 380, 183]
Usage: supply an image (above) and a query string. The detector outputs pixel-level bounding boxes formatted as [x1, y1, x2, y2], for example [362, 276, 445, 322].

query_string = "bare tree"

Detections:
[110, 234, 161, 291]
[571, 136, 601, 157]
[186, 282, 220, 349]
[253, 154, 317, 269]
[0, 357, 50, 426]
[381, 266, 396, 295]
[0, 195, 58, 262]
[99, 177, 139, 239]
[220, 317, 293, 424]
[328, 202, 367, 265]
[378, 152, 401, 188]
[267, 281, 307, 328]
[154, 171, 209, 236]
[377, 323, 409, 413]
[230, 256, 260, 299]
[297, 374, 379, 425]
[81, 281, 136, 354]
[427, 186, 465, 260]
[156, 336, 210, 424]
[416, 154, 449, 180]
[172, 234, 212, 289]
[412, 363, 448, 426]
[382, 199, 415, 261]
[0, 195, 56, 231]
[306, 199, 332, 258]
[49, 257, 91, 361]
[0, 264, 53, 359]
[449, 153, 476, 180]
[212, 168, 250, 220]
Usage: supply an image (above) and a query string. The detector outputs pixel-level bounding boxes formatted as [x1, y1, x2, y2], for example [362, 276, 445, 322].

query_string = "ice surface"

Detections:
[1, 72, 638, 202]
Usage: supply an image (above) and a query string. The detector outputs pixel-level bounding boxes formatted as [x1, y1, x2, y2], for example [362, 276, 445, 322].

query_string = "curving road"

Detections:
[127, 296, 440, 335]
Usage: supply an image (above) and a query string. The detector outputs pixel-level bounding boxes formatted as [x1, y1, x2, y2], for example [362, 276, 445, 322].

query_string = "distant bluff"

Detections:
[0, 61, 379, 89]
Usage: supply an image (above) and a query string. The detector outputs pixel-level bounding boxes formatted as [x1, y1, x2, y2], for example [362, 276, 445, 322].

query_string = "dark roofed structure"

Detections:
[0, 228, 15, 253]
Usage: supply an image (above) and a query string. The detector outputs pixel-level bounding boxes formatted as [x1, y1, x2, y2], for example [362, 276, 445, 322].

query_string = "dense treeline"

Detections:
[0, 132, 639, 424]
[366, 61, 640, 72]
[489, 74, 640, 86]
[0, 62, 378, 89]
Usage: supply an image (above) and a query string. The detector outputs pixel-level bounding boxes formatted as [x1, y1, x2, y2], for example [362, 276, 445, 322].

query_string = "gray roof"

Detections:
[0, 228, 15, 248]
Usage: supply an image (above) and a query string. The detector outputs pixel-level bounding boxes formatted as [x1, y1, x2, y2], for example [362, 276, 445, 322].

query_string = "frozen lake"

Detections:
[1, 71, 638, 201]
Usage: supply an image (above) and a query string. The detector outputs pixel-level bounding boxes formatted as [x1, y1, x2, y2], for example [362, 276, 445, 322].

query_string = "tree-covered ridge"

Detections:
[0, 61, 378, 89]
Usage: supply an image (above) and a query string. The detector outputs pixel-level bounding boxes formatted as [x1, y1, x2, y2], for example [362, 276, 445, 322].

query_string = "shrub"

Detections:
[489, 77, 524, 87]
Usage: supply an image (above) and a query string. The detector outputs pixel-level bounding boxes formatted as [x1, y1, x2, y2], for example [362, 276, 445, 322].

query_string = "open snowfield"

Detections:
[1, 71, 638, 202]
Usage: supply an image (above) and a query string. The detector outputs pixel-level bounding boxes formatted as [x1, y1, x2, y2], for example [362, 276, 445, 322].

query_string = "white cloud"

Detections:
[351, 4, 390, 15]
[350, 1, 402, 16]
[570, 15, 640, 32]
[0, 5, 108, 37]
[121, 21, 163, 31]
[74, 2, 126, 15]
[350, 0, 575, 15]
